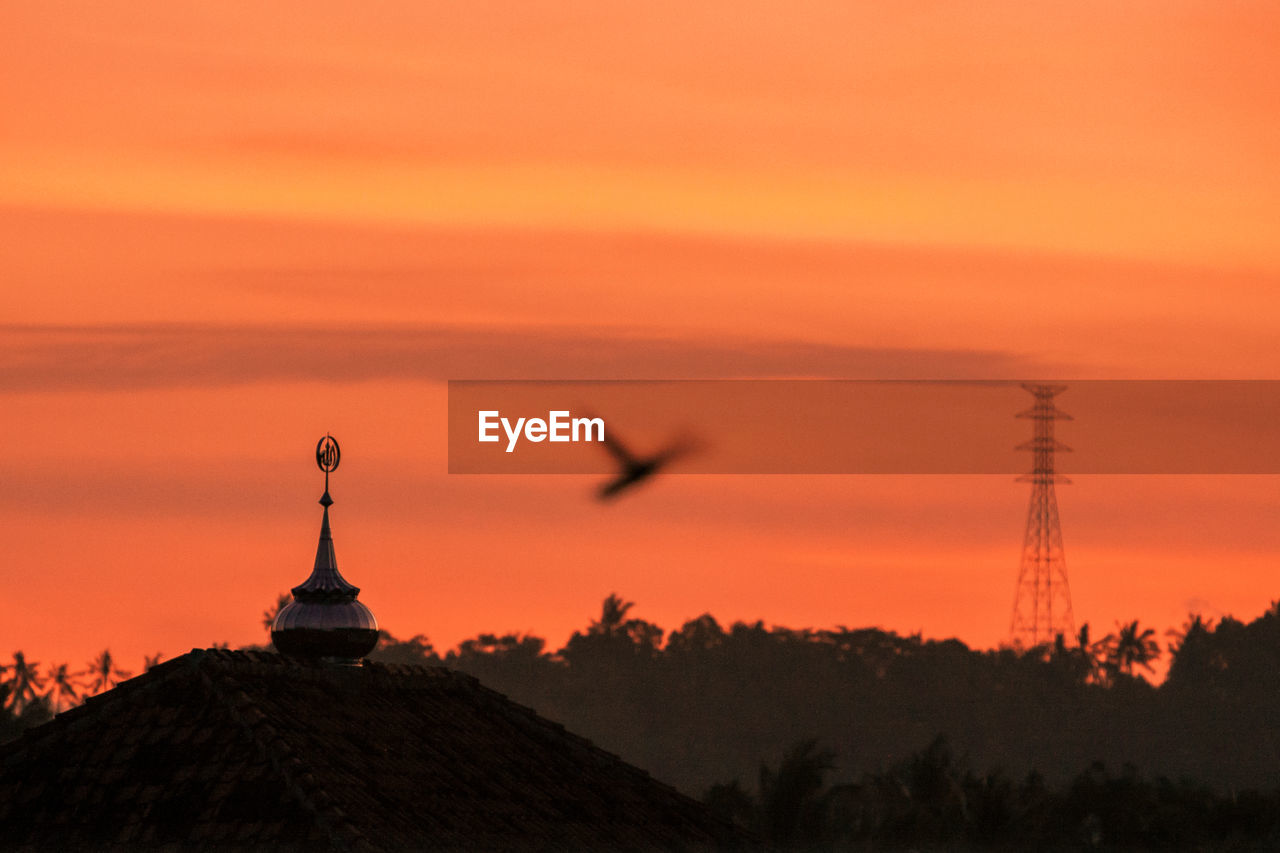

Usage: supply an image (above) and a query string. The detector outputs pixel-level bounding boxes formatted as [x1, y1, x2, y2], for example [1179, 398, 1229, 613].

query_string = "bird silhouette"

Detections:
[595, 422, 700, 500]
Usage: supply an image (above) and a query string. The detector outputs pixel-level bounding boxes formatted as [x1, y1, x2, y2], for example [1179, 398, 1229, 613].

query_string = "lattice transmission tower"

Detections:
[1009, 383, 1076, 647]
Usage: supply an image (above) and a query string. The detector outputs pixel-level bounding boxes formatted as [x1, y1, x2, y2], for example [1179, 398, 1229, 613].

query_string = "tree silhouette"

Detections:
[758, 739, 837, 846]
[666, 613, 725, 656]
[564, 593, 665, 664]
[704, 737, 1280, 850]
[3, 652, 45, 713]
[1062, 622, 1109, 684]
[1106, 620, 1161, 678]
[44, 663, 81, 712]
[589, 593, 636, 637]
[371, 631, 438, 666]
[83, 649, 131, 695]
[262, 592, 292, 635]
[1166, 613, 1214, 657]
[455, 632, 546, 660]
[14, 593, 1280, 818]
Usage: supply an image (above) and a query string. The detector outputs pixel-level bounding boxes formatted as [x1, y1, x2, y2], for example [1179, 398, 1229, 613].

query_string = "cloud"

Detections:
[0, 324, 1054, 391]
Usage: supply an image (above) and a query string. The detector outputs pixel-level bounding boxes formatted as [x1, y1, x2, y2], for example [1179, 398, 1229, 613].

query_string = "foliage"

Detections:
[7, 593, 1280, 848]
[3, 652, 45, 714]
[262, 592, 292, 636]
[83, 649, 132, 695]
[424, 596, 1280, 801]
[703, 737, 1280, 851]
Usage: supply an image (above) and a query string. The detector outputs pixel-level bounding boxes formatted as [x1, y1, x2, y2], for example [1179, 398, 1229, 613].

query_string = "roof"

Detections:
[0, 649, 748, 851]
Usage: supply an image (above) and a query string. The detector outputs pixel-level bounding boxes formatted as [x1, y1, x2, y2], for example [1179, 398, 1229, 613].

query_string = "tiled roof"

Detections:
[0, 649, 748, 851]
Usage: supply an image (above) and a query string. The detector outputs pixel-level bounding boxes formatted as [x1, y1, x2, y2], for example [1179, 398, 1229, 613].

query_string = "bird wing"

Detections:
[597, 472, 638, 499]
[576, 410, 637, 467]
[652, 432, 705, 467]
[599, 426, 638, 467]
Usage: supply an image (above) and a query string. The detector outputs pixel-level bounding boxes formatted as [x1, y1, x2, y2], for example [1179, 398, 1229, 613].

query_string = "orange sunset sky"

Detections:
[2, 3, 1279, 676]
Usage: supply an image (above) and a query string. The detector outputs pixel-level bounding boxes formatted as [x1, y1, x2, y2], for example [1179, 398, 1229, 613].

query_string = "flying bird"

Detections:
[594, 422, 701, 501]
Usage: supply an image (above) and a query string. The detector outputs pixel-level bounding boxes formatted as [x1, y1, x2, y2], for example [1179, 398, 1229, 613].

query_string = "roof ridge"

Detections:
[194, 648, 467, 684]
[193, 658, 380, 853]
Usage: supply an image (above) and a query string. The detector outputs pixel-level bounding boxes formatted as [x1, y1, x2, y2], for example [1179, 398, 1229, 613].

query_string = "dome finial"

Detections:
[271, 435, 378, 664]
[317, 433, 339, 507]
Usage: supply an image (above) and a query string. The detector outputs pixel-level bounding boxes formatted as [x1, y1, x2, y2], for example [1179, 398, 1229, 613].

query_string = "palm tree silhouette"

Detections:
[45, 663, 81, 712]
[758, 739, 837, 845]
[143, 653, 165, 671]
[589, 593, 635, 637]
[1068, 622, 1109, 684]
[1107, 620, 1161, 678]
[3, 652, 45, 713]
[83, 649, 131, 695]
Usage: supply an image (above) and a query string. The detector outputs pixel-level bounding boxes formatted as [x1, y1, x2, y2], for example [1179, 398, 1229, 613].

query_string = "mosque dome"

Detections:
[271, 436, 379, 663]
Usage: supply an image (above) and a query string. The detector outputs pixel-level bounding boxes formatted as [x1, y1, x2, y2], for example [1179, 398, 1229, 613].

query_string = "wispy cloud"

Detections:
[0, 324, 1055, 391]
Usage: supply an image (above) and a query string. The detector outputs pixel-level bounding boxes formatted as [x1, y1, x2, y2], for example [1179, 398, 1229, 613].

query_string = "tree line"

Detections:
[360, 595, 1280, 795]
[704, 736, 1280, 851]
[6, 594, 1280, 848]
[0, 649, 137, 742]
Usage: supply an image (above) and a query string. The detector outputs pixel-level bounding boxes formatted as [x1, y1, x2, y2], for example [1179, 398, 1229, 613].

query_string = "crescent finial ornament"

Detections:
[316, 435, 341, 474]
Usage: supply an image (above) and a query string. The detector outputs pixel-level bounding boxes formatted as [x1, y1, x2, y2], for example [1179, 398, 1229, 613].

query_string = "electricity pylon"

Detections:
[1009, 383, 1076, 647]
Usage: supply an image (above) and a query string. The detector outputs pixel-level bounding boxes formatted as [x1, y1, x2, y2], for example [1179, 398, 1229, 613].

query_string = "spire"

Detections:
[291, 490, 359, 601]
[271, 435, 379, 663]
